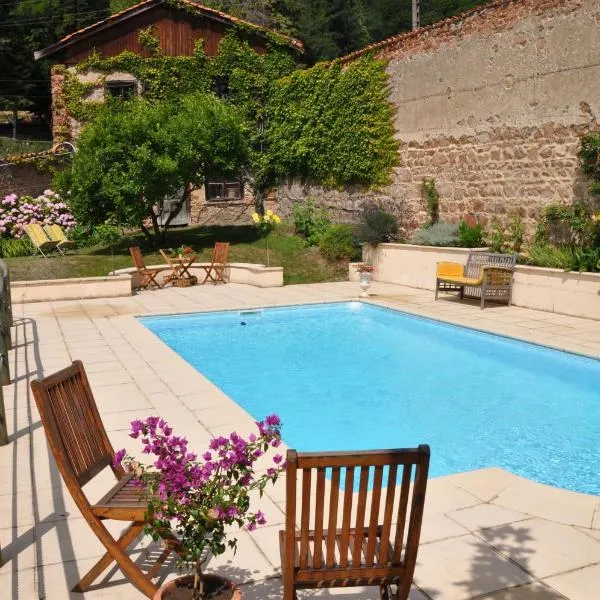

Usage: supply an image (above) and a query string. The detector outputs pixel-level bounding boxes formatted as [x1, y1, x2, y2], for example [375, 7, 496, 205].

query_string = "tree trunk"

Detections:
[11, 105, 18, 140]
[150, 211, 161, 246]
[140, 222, 153, 243]
[192, 561, 204, 600]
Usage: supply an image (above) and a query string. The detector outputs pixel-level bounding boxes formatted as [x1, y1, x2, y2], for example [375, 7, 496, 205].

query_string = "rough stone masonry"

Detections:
[277, 0, 600, 234]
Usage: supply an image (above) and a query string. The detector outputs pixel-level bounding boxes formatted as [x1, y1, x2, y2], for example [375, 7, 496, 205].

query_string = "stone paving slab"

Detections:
[1, 281, 599, 599]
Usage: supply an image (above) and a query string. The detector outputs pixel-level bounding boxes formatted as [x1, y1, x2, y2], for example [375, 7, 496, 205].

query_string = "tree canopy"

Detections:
[55, 93, 248, 242]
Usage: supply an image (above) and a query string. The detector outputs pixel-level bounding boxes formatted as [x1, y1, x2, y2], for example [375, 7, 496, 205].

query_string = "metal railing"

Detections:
[0, 258, 12, 446]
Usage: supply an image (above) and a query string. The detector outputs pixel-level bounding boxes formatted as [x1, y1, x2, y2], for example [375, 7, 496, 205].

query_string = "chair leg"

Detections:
[434, 281, 439, 301]
[380, 584, 390, 600]
[74, 522, 145, 593]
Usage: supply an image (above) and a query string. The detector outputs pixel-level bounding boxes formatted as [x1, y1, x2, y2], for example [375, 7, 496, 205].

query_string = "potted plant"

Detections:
[355, 263, 375, 297]
[114, 414, 285, 600]
[251, 209, 281, 267]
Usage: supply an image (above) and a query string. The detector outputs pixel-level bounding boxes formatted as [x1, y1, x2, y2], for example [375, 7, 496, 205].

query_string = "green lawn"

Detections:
[5, 225, 349, 285]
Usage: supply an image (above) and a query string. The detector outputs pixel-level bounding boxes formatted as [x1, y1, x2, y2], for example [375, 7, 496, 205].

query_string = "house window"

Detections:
[213, 76, 229, 98]
[206, 180, 243, 202]
[106, 80, 136, 100]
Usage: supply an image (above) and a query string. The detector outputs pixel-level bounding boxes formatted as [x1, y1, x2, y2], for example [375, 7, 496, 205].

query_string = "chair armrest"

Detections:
[436, 262, 465, 278]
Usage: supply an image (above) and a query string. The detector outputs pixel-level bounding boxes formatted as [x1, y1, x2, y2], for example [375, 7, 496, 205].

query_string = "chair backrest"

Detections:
[284, 446, 430, 583]
[129, 246, 147, 271]
[465, 251, 516, 278]
[159, 249, 176, 268]
[44, 224, 67, 243]
[24, 224, 50, 247]
[211, 242, 229, 266]
[31, 360, 120, 488]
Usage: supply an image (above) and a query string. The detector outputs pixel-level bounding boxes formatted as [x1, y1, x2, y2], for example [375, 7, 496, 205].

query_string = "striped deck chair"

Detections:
[23, 224, 59, 257]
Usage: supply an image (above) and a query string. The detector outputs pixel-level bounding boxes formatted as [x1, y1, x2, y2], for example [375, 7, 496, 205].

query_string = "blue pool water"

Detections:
[140, 302, 600, 495]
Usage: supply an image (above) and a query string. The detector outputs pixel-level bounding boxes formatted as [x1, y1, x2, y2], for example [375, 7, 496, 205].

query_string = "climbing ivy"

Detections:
[264, 57, 399, 188]
[579, 132, 600, 197]
[57, 29, 398, 191]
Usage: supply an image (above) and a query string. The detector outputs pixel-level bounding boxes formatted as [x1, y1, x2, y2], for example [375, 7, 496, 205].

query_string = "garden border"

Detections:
[351, 243, 600, 320]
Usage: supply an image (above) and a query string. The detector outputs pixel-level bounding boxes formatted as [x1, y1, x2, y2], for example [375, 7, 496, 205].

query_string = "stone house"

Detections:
[35, 0, 303, 226]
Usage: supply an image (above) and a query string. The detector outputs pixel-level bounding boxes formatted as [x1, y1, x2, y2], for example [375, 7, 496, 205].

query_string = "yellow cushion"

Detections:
[436, 262, 464, 278]
[439, 275, 483, 286]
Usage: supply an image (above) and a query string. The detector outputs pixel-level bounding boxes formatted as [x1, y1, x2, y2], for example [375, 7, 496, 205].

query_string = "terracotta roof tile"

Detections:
[339, 0, 518, 64]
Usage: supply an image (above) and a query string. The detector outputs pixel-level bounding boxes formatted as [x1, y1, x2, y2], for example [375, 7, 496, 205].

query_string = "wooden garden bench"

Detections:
[31, 361, 182, 597]
[279, 446, 430, 600]
[435, 250, 517, 309]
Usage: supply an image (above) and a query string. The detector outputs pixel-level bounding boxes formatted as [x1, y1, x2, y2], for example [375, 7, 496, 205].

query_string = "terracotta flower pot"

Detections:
[153, 574, 242, 600]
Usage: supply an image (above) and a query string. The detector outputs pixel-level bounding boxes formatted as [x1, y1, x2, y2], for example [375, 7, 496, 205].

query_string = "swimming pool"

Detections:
[140, 302, 600, 495]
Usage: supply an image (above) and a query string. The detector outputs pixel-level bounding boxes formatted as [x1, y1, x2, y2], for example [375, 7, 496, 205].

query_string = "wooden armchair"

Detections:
[435, 250, 517, 309]
[129, 246, 168, 290]
[280, 446, 430, 600]
[31, 361, 182, 597]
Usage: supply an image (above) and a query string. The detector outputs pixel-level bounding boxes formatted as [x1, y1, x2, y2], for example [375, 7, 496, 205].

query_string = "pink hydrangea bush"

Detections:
[0, 190, 76, 238]
[114, 414, 285, 599]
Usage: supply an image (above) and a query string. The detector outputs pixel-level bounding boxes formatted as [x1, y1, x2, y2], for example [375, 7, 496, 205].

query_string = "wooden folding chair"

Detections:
[129, 246, 168, 290]
[280, 446, 430, 600]
[31, 361, 183, 597]
[201, 242, 229, 284]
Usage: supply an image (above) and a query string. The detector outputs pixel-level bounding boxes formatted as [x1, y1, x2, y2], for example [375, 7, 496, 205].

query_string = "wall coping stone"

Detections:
[13, 274, 132, 287]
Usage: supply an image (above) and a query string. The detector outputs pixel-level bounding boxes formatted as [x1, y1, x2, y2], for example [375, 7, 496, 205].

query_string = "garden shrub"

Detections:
[0, 238, 33, 258]
[507, 215, 525, 253]
[410, 222, 459, 247]
[319, 224, 360, 261]
[0, 190, 75, 240]
[457, 219, 484, 248]
[420, 178, 439, 226]
[292, 198, 331, 245]
[354, 202, 398, 246]
[535, 202, 593, 247]
[526, 244, 578, 270]
[579, 132, 600, 196]
[487, 220, 506, 253]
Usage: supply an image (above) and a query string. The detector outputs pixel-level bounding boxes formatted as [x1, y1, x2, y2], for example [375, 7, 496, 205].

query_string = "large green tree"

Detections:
[0, 0, 110, 135]
[55, 93, 248, 242]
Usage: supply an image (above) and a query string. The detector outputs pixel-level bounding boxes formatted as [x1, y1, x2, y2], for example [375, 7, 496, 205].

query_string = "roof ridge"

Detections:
[338, 0, 541, 64]
[35, 0, 303, 61]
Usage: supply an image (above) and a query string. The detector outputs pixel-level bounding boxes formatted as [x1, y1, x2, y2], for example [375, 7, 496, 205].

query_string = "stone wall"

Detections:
[0, 162, 53, 199]
[279, 0, 600, 234]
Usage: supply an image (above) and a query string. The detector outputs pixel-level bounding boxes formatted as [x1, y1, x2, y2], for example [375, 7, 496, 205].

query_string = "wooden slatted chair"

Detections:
[201, 242, 229, 284]
[280, 446, 430, 600]
[129, 246, 168, 290]
[31, 361, 182, 598]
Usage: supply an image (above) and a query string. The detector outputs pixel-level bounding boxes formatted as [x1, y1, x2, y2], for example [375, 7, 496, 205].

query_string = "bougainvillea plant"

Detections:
[0, 190, 76, 239]
[114, 414, 285, 600]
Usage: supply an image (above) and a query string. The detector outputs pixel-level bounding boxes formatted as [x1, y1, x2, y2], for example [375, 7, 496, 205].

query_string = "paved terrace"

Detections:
[1, 282, 599, 600]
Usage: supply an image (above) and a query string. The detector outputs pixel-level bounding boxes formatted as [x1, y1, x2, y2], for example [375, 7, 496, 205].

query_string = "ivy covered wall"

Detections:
[50, 27, 399, 194]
